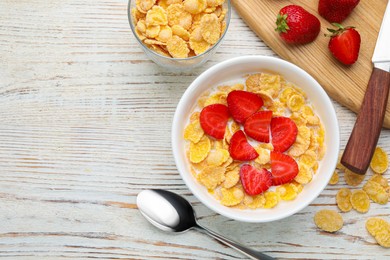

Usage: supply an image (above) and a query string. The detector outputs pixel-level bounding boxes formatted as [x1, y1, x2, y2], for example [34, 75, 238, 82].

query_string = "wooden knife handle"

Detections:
[341, 67, 390, 174]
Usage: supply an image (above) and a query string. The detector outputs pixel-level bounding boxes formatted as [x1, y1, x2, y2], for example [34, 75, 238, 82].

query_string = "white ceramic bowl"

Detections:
[172, 56, 340, 222]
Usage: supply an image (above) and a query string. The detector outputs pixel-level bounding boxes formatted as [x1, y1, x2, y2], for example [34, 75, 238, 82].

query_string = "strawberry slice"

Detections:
[240, 164, 272, 196]
[229, 130, 259, 161]
[271, 117, 298, 152]
[200, 104, 230, 139]
[227, 90, 264, 124]
[244, 110, 273, 143]
[270, 151, 299, 186]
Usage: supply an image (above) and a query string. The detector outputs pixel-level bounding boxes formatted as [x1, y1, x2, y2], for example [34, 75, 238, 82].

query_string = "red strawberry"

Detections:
[318, 0, 360, 23]
[270, 151, 299, 186]
[240, 164, 272, 196]
[275, 5, 321, 44]
[271, 117, 298, 152]
[327, 23, 361, 65]
[227, 90, 263, 124]
[200, 104, 230, 139]
[244, 111, 273, 143]
[229, 130, 259, 161]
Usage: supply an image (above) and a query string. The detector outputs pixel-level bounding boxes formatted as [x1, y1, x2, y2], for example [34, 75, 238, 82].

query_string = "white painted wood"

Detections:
[1, 0, 390, 259]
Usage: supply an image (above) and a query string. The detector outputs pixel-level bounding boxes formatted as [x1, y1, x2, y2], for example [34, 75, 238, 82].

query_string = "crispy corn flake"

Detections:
[329, 171, 339, 185]
[149, 44, 170, 56]
[171, 25, 190, 41]
[301, 105, 314, 117]
[166, 35, 190, 58]
[290, 112, 307, 127]
[350, 189, 370, 213]
[363, 180, 389, 205]
[369, 174, 389, 188]
[189, 135, 211, 163]
[295, 164, 313, 184]
[144, 38, 166, 46]
[190, 111, 200, 122]
[136, 19, 147, 33]
[307, 115, 320, 126]
[197, 165, 225, 189]
[220, 186, 244, 206]
[167, 4, 192, 30]
[220, 20, 226, 36]
[290, 180, 303, 193]
[366, 218, 390, 248]
[279, 87, 297, 104]
[336, 188, 352, 212]
[243, 194, 266, 209]
[136, 0, 157, 13]
[223, 168, 240, 188]
[276, 183, 298, 201]
[183, 0, 207, 14]
[200, 13, 221, 44]
[207, 0, 224, 7]
[259, 73, 282, 98]
[218, 83, 244, 93]
[206, 148, 229, 166]
[145, 24, 161, 38]
[287, 94, 305, 112]
[132, 7, 147, 23]
[146, 6, 168, 26]
[254, 146, 270, 165]
[155, 25, 172, 42]
[299, 151, 317, 168]
[314, 209, 343, 232]
[257, 91, 274, 108]
[370, 146, 389, 174]
[269, 101, 285, 116]
[344, 169, 365, 186]
[184, 119, 204, 143]
[189, 28, 210, 55]
[263, 191, 280, 208]
[288, 125, 310, 157]
[204, 92, 227, 106]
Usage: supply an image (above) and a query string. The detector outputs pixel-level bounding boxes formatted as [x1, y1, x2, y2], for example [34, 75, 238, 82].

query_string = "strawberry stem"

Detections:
[275, 13, 289, 33]
[325, 23, 356, 37]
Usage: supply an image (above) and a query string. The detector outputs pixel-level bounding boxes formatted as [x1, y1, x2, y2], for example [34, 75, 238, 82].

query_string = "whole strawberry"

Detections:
[319, 0, 360, 23]
[327, 23, 361, 65]
[275, 5, 321, 44]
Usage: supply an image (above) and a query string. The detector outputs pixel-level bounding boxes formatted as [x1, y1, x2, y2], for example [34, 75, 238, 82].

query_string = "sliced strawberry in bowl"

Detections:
[270, 151, 299, 186]
[227, 90, 263, 124]
[244, 110, 273, 143]
[200, 104, 230, 139]
[271, 116, 298, 152]
[240, 164, 272, 196]
[229, 130, 259, 161]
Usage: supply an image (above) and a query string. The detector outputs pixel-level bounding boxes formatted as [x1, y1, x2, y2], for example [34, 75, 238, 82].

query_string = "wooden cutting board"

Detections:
[232, 0, 390, 128]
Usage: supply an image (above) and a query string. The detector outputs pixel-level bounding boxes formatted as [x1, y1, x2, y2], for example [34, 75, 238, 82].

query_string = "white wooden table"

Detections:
[1, 0, 390, 259]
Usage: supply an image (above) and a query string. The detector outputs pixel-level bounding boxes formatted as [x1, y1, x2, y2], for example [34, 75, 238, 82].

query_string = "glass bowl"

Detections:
[128, 0, 231, 71]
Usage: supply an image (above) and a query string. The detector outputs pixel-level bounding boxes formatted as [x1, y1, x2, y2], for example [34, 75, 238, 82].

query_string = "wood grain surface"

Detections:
[1, 0, 390, 259]
[232, 0, 390, 128]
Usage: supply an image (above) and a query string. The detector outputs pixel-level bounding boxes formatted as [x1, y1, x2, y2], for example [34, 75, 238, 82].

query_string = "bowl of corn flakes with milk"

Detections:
[128, 0, 231, 70]
[172, 55, 340, 222]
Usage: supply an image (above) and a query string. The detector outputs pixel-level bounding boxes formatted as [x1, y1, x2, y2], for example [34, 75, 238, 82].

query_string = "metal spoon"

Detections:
[136, 189, 275, 260]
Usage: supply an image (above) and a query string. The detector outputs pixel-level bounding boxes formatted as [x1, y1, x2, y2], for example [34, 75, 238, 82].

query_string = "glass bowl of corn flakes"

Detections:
[128, 0, 231, 70]
[172, 56, 340, 222]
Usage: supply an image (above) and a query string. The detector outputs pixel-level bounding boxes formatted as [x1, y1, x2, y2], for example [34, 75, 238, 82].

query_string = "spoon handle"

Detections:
[195, 223, 275, 260]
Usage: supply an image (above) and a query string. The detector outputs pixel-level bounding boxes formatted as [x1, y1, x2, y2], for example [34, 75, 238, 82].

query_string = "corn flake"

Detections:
[344, 169, 365, 186]
[146, 6, 168, 26]
[243, 194, 266, 209]
[366, 217, 390, 248]
[206, 148, 229, 166]
[287, 94, 305, 112]
[370, 146, 388, 174]
[137, 0, 157, 13]
[167, 35, 190, 58]
[329, 171, 339, 185]
[184, 119, 204, 143]
[167, 4, 192, 30]
[220, 186, 244, 206]
[350, 189, 370, 213]
[189, 135, 211, 163]
[336, 188, 352, 212]
[254, 146, 270, 165]
[363, 180, 389, 205]
[294, 164, 312, 184]
[288, 126, 310, 157]
[369, 174, 389, 188]
[276, 183, 298, 201]
[189, 27, 211, 55]
[314, 209, 343, 232]
[263, 191, 280, 208]
[183, 0, 207, 14]
[200, 13, 221, 44]
[223, 168, 240, 189]
[197, 166, 225, 190]
[204, 92, 227, 106]
[207, 0, 224, 7]
[171, 25, 190, 41]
